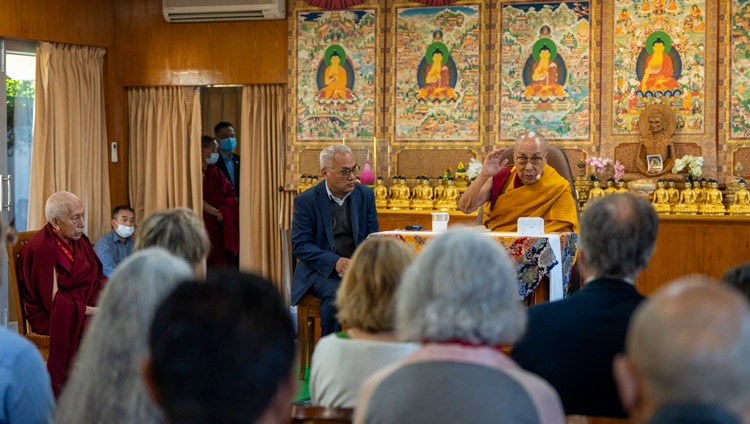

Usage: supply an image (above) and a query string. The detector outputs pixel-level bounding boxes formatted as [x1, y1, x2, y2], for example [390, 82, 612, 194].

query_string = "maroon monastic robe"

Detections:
[18, 223, 105, 396]
[203, 164, 239, 268]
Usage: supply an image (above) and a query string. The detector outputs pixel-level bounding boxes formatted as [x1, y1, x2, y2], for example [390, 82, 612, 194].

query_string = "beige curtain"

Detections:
[127, 87, 202, 220]
[239, 85, 290, 297]
[28, 42, 111, 241]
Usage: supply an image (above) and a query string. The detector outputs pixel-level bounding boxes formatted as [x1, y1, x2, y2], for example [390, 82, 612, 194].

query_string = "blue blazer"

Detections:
[291, 181, 379, 304]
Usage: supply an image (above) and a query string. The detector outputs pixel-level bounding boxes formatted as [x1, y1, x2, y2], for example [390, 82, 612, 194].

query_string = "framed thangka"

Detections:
[393, 5, 482, 142]
[294, 9, 378, 141]
[500, 2, 592, 141]
[612, 0, 707, 135]
[731, 0, 750, 139]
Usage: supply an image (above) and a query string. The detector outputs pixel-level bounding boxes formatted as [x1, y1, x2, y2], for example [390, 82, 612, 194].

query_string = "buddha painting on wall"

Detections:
[416, 30, 458, 102]
[317, 44, 357, 102]
[523, 36, 567, 102]
[636, 31, 682, 98]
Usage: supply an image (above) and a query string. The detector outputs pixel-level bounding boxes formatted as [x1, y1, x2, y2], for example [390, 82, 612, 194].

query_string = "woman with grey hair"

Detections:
[55, 248, 193, 424]
[354, 228, 565, 424]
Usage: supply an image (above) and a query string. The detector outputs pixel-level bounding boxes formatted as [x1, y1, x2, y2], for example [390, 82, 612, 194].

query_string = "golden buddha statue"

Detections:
[730, 179, 750, 215]
[635, 104, 677, 177]
[701, 179, 726, 216]
[388, 176, 410, 210]
[411, 176, 434, 210]
[310, 176, 319, 188]
[587, 178, 605, 205]
[603, 178, 618, 195]
[666, 178, 680, 205]
[297, 175, 309, 194]
[651, 179, 672, 214]
[433, 176, 446, 205]
[693, 178, 706, 204]
[616, 179, 629, 194]
[374, 176, 388, 209]
[673, 180, 699, 215]
[435, 177, 459, 211]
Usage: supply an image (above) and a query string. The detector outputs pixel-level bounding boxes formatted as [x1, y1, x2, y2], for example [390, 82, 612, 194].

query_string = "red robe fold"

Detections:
[18, 223, 105, 396]
[203, 164, 240, 268]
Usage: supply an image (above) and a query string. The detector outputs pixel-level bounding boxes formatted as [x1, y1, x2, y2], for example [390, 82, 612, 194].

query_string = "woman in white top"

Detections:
[310, 237, 419, 408]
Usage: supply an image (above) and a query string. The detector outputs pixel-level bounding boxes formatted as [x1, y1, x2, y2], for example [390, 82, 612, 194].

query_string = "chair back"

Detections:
[7, 230, 50, 360]
[289, 405, 353, 424]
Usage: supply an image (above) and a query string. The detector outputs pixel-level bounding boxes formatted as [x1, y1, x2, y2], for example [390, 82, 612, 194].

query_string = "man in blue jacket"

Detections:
[291, 144, 378, 335]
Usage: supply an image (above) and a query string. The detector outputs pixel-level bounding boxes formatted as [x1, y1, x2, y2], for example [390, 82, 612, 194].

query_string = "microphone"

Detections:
[536, 174, 541, 181]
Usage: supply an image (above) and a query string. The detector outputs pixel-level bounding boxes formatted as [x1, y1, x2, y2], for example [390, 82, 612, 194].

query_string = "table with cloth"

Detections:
[368, 230, 578, 301]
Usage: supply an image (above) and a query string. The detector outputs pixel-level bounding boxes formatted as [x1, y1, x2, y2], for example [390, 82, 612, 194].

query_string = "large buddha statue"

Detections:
[701, 179, 726, 216]
[636, 104, 677, 177]
[730, 179, 750, 215]
[673, 180, 699, 215]
[651, 179, 672, 214]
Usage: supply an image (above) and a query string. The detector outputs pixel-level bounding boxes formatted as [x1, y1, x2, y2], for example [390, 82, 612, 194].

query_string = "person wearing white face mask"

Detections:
[214, 121, 241, 197]
[94, 205, 136, 277]
[202, 135, 240, 270]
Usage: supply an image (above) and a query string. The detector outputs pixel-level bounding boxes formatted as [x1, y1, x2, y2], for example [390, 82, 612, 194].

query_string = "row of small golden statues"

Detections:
[374, 175, 461, 211]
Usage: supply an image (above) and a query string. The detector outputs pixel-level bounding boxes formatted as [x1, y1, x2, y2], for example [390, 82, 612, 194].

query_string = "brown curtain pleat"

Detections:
[28, 42, 111, 242]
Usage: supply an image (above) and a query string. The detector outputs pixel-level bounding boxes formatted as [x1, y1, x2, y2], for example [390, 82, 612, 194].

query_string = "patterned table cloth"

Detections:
[368, 230, 578, 300]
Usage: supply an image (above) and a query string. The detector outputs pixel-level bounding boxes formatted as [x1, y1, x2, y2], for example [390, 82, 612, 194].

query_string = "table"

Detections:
[369, 230, 578, 301]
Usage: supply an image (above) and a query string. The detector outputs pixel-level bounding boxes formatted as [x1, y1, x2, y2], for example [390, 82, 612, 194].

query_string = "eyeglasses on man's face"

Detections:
[514, 155, 545, 166]
[331, 165, 360, 177]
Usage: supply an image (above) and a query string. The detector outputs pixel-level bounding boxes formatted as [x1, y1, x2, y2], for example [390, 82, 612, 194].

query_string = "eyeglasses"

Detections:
[514, 155, 545, 166]
[332, 165, 360, 177]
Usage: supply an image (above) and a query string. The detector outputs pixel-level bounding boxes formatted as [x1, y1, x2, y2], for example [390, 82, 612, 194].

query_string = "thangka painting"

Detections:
[500, 2, 591, 141]
[731, 0, 750, 138]
[612, 0, 706, 135]
[296, 10, 377, 141]
[393, 5, 481, 142]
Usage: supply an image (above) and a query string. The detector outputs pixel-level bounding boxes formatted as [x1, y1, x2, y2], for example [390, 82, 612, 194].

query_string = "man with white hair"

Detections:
[459, 131, 578, 233]
[291, 144, 379, 335]
[511, 193, 658, 417]
[18, 191, 105, 396]
[614, 277, 750, 424]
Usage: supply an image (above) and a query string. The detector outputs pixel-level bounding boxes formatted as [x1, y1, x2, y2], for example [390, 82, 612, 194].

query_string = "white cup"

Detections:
[431, 212, 449, 232]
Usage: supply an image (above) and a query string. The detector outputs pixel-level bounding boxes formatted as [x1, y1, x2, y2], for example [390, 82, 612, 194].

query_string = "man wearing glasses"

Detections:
[459, 131, 578, 233]
[291, 144, 379, 335]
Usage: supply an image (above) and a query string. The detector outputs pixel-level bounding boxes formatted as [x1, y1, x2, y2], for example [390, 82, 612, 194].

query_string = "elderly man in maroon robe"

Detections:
[201, 135, 239, 269]
[19, 191, 105, 396]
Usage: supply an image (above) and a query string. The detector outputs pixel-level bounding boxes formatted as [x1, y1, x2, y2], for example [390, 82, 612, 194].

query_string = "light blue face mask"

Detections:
[220, 137, 237, 152]
[206, 152, 220, 165]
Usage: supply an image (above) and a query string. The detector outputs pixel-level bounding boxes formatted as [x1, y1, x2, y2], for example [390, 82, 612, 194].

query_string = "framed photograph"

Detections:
[647, 154, 664, 172]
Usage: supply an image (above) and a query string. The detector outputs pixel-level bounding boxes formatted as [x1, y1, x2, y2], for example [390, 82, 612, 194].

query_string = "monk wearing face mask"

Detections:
[201, 135, 239, 270]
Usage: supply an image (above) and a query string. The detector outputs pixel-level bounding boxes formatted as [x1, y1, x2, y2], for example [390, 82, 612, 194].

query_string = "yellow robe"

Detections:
[482, 164, 579, 233]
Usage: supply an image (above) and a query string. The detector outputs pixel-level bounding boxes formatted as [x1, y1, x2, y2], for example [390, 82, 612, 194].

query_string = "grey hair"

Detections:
[627, 276, 750, 415]
[55, 248, 193, 424]
[396, 228, 527, 345]
[579, 193, 658, 278]
[514, 131, 549, 151]
[45, 191, 80, 222]
[319, 144, 353, 169]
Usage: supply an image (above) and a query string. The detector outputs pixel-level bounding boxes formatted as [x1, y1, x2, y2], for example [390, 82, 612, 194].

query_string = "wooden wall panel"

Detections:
[107, 0, 289, 208]
[0, 0, 113, 47]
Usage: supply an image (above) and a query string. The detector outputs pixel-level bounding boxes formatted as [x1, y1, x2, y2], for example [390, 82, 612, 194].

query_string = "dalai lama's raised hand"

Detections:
[481, 148, 509, 177]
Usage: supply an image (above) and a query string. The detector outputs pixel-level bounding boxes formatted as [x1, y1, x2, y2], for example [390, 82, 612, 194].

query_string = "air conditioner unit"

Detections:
[163, 0, 285, 23]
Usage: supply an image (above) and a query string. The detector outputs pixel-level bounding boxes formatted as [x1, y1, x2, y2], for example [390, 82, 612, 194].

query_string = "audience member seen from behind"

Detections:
[143, 271, 296, 424]
[311, 238, 419, 408]
[0, 216, 55, 424]
[511, 193, 658, 417]
[18, 191, 106, 396]
[614, 276, 750, 424]
[355, 229, 564, 424]
[721, 261, 750, 301]
[94, 205, 136, 277]
[201, 135, 239, 270]
[56, 248, 192, 424]
[134, 208, 210, 279]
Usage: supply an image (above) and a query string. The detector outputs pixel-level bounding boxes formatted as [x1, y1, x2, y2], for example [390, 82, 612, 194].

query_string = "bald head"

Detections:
[514, 131, 548, 152]
[625, 276, 750, 415]
[45, 191, 85, 243]
[45, 191, 82, 222]
[513, 131, 549, 185]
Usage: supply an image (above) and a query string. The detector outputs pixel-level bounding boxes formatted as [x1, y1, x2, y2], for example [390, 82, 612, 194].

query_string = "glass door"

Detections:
[1, 38, 36, 328]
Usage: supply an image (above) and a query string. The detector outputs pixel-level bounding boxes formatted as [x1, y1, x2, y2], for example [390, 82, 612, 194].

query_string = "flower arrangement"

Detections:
[466, 157, 483, 180]
[584, 157, 625, 181]
[671, 155, 704, 179]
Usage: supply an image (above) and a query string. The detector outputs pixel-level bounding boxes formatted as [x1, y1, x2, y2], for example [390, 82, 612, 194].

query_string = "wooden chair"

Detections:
[289, 405, 353, 424]
[7, 230, 50, 361]
[296, 292, 322, 379]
